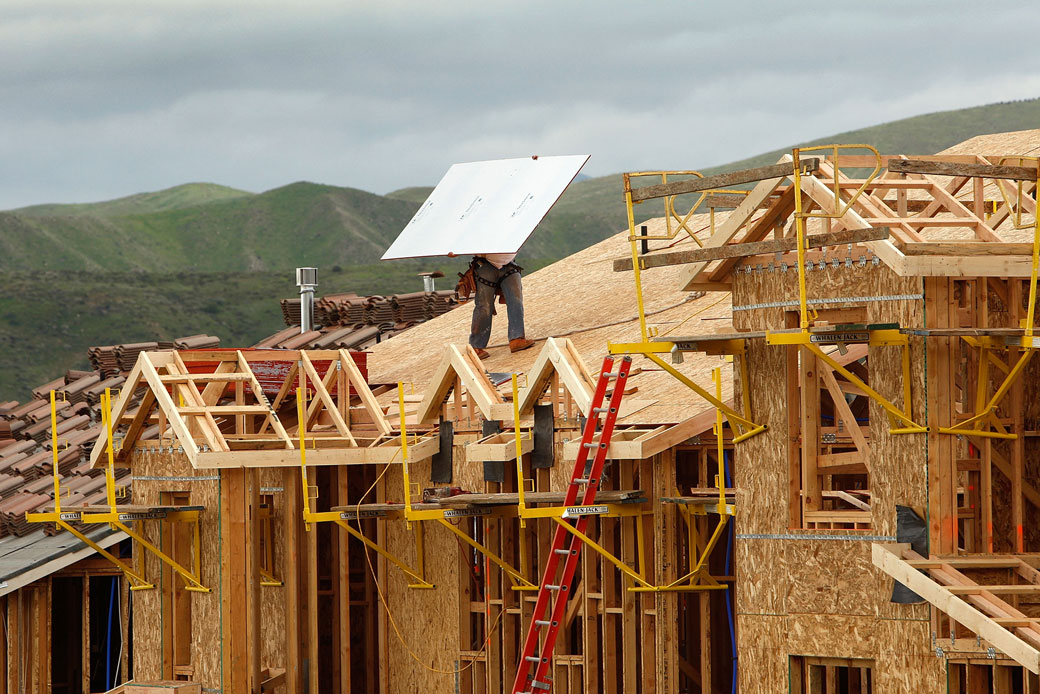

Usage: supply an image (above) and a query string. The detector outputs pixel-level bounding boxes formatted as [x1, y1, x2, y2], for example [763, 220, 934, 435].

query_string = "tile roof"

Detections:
[0, 286, 461, 546]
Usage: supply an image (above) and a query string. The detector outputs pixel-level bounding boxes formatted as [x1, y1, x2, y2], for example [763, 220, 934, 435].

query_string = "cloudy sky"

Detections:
[3, 0, 1040, 209]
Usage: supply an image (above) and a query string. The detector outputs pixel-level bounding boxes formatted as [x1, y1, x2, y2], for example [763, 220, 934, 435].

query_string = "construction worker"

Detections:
[466, 253, 534, 359]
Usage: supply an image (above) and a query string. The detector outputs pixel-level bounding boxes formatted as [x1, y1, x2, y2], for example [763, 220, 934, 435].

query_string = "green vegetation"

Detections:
[2, 97, 1039, 401]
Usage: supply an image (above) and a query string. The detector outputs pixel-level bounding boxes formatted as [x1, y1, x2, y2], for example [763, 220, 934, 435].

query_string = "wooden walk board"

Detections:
[614, 226, 889, 271]
[628, 158, 819, 203]
[654, 331, 764, 347]
[158, 373, 253, 383]
[662, 495, 736, 507]
[330, 502, 443, 513]
[889, 158, 1040, 181]
[436, 489, 645, 508]
[178, 405, 271, 415]
[900, 327, 1024, 337]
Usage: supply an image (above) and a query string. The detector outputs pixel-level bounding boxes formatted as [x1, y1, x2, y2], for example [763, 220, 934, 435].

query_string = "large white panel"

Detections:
[381, 154, 589, 260]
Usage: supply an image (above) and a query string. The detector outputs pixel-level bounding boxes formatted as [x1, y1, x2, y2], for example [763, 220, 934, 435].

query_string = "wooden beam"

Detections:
[517, 337, 595, 417]
[679, 155, 794, 289]
[894, 242, 1036, 257]
[889, 159, 1040, 181]
[337, 349, 392, 436]
[872, 543, 1040, 674]
[614, 226, 889, 271]
[300, 352, 356, 445]
[629, 159, 819, 202]
[137, 355, 201, 464]
[703, 194, 749, 208]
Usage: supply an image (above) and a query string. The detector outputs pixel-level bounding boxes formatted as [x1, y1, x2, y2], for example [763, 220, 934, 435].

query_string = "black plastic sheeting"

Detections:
[430, 418, 453, 483]
[890, 504, 929, 604]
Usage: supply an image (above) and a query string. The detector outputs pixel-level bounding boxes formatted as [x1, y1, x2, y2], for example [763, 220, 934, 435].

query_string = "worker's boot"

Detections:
[509, 338, 535, 353]
[474, 347, 491, 359]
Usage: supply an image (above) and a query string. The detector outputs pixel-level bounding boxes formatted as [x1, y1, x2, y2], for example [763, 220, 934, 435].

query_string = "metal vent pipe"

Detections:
[296, 267, 317, 334]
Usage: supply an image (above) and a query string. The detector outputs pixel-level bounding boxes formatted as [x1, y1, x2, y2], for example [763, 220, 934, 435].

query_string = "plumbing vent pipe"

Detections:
[296, 267, 317, 334]
[418, 270, 444, 293]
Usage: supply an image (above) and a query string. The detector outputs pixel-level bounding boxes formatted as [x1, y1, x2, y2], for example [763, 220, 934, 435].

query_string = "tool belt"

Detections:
[455, 258, 522, 305]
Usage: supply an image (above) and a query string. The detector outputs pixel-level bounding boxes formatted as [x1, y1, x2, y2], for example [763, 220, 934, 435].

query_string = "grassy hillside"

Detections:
[13, 182, 253, 218]
[3, 97, 1040, 400]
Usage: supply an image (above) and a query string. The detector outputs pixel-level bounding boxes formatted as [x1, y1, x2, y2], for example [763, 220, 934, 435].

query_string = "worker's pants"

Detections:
[469, 261, 525, 349]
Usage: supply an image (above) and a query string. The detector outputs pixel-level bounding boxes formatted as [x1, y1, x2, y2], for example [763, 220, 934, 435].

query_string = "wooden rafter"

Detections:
[517, 337, 597, 417]
[873, 543, 1040, 673]
[88, 348, 403, 469]
[415, 344, 506, 425]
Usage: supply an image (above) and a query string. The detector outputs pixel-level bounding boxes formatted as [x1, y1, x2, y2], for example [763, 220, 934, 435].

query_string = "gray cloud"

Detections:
[2, 0, 1039, 208]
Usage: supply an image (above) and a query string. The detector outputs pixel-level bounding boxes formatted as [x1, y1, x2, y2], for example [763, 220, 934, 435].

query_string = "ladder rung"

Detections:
[573, 478, 594, 484]
[592, 406, 611, 414]
[601, 372, 620, 378]
[534, 619, 554, 627]
[545, 584, 567, 591]
[553, 548, 572, 555]
[525, 656, 543, 663]
[532, 681, 552, 690]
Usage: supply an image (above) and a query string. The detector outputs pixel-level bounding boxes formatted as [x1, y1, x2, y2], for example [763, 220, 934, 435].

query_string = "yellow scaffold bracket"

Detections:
[27, 389, 209, 592]
[942, 158, 1039, 437]
[296, 387, 435, 589]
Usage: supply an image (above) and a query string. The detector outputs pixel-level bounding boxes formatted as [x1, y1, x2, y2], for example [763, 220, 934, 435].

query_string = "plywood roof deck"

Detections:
[366, 215, 738, 427]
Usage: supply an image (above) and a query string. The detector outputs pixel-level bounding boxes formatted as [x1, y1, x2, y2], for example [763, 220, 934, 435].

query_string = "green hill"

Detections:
[2, 97, 1040, 401]
[13, 182, 253, 218]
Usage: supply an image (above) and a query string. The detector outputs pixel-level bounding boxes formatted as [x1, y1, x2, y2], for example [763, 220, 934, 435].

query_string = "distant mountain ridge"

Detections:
[4, 97, 1039, 274]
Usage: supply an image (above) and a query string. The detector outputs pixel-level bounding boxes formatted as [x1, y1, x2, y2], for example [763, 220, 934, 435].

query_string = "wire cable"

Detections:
[348, 451, 506, 678]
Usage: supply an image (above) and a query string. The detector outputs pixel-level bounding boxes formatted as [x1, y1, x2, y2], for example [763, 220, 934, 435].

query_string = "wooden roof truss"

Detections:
[613, 153, 1040, 292]
[874, 543, 1040, 674]
[87, 349, 414, 470]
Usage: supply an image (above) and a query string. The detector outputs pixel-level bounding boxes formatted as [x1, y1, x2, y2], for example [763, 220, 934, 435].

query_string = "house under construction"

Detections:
[11, 128, 1040, 693]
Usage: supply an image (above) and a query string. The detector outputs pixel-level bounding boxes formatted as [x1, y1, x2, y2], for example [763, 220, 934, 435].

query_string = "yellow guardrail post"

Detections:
[398, 382, 413, 529]
[49, 391, 62, 514]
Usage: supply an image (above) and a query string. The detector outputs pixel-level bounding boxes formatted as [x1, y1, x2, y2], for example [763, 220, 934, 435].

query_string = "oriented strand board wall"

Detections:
[130, 449, 222, 690]
[258, 467, 287, 674]
[383, 461, 463, 692]
[732, 263, 940, 692]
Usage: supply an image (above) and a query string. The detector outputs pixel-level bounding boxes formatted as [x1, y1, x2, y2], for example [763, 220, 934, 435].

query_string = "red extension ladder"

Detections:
[511, 355, 632, 693]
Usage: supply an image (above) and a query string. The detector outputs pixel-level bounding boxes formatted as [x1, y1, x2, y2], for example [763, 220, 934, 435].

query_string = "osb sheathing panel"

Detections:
[874, 617, 946, 693]
[782, 540, 876, 617]
[740, 614, 942, 694]
[785, 613, 878, 658]
[129, 450, 222, 689]
[736, 614, 787, 694]
[732, 260, 921, 331]
[868, 271, 927, 540]
[735, 538, 785, 616]
[736, 339, 788, 535]
[367, 216, 735, 426]
[941, 128, 1040, 157]
[383, 464, 462, 692]
[259, 467, 287, 673]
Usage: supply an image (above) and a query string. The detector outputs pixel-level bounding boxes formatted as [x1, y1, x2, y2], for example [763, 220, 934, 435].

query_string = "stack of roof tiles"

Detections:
[270, 290, 460, 352]
[89, 335, 218, 375]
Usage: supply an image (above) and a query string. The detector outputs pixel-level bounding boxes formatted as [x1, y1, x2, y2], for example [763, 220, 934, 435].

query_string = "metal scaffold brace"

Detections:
[296, 386, 537, 591]
[608, 169, 769, 443]
[26, 389, 210, 592]
[767, 145, 928, 435]
[649, 367, 734, 593]
[930, 157, 1040, 440]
